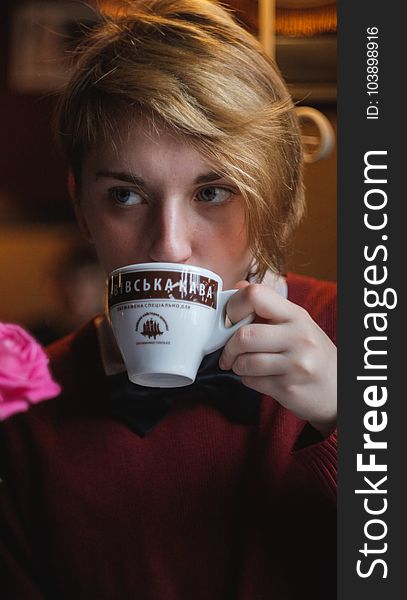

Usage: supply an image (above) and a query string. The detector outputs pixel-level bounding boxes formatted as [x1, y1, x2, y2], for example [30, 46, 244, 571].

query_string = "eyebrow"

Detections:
[95, 170, 225, 186]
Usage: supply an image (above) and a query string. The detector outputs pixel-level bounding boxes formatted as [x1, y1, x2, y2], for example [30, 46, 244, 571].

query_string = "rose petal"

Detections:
[0, 399, 29, 421]
[0, 322, 61, 420]
[25, 381, 61, 403]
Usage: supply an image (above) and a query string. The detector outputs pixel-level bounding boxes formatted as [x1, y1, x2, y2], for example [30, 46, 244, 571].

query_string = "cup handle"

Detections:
[204, 289, 255, 355]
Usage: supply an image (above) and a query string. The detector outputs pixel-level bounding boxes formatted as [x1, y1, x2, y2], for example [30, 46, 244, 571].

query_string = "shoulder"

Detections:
[46, 318, 101, 383]
[286, 272, 336, 343]
[286, 272, 336, 307]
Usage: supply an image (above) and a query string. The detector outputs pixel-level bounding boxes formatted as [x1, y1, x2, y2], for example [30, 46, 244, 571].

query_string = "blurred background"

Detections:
[0, 0, 336, 343]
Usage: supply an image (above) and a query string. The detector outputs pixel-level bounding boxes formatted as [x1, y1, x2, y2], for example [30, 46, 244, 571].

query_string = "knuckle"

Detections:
[296, 327, 318, 351]
[281, 381, 297, 398]
[235, 324, 253, 347]
[294, 304, 311, 320]
[305, 334, 319, 352]
[294, 356, 315, 377]
[245, 283, 262, 304]
[241, 375, 254, 387]
[234, 354, 246, 374]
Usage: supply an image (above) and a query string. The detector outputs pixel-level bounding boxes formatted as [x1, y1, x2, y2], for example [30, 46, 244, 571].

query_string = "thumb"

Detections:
[225, 280, 252, 325]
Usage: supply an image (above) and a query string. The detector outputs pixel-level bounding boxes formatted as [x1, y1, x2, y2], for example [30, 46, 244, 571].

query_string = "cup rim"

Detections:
[109, 262, 223, 284]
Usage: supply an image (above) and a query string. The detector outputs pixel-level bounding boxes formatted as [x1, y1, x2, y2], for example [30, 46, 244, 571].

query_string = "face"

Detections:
[75, 119, 253, 289]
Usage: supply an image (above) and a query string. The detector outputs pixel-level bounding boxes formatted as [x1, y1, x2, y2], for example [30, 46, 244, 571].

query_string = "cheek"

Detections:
[78, 207, 132, 273]
[216, 209, 249, 255]
[194, 208, 252, 277]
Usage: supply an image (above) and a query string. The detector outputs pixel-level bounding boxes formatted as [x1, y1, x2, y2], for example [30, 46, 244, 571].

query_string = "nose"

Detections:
[148, 201, 192, 264]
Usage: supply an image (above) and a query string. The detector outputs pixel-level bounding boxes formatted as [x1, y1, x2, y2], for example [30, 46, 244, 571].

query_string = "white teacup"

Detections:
[107, 262, 254, 388]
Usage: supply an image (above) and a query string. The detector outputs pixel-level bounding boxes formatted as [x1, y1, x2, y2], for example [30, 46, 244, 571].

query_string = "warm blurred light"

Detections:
[89, 1, 337, 36]
[97, 0, 133, 18]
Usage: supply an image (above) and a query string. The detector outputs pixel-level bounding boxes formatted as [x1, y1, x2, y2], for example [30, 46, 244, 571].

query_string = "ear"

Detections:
[68, 171, 93, 243]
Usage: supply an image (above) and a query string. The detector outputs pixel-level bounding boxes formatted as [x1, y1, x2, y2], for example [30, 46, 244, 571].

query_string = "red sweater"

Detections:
[0, 273, 337, 599]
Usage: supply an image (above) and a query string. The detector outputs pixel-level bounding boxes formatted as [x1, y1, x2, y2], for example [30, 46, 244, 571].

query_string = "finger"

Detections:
[220, 323, 293, 370]
[241, 375, 336, 424]
[230, 352, 288, 377]
[226, 283, 298, 325]
[240, 374, 282, 397]
[240, 374, 294, 401]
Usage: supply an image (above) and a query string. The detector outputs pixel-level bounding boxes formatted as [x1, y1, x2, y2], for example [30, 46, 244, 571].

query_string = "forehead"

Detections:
[83, 117, 216, 180]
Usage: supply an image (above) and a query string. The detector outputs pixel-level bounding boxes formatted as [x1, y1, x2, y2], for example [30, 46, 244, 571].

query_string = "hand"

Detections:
[219, 282, 337, 437]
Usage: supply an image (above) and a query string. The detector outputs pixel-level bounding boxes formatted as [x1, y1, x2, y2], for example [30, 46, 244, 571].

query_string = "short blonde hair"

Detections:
[55, 0, 305, 278]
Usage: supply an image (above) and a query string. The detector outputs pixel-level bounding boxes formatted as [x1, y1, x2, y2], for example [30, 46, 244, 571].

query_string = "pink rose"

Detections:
[0, 323, 61, 421]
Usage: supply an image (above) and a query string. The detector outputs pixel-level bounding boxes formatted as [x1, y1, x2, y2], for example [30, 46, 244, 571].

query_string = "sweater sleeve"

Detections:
[292, 426, 337, 502]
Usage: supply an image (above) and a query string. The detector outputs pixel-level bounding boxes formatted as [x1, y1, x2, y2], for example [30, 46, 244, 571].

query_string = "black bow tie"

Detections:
[105, 348, 261, 436]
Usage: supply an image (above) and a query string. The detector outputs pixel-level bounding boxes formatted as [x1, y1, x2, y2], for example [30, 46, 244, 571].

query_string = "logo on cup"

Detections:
[141, 318, 163, 340]
[136, 312, 169, 342]
[108, 270, 219, 309]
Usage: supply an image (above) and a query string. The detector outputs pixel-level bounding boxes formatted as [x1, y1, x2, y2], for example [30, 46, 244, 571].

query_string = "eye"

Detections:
[196, 186, 233, 204]
[109, 188, 143, 206]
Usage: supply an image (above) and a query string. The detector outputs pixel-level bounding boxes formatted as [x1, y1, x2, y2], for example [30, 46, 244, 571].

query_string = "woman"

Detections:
[0, 1, 337, 598]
